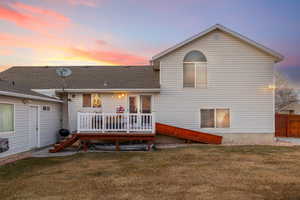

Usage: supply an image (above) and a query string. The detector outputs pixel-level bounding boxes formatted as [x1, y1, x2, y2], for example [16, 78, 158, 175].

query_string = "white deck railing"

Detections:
[77, 112, 155, 134]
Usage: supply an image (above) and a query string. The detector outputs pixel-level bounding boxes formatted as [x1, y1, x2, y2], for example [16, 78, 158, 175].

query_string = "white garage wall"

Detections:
[39, 103, 62, 147]
[0, 96, 61, 158]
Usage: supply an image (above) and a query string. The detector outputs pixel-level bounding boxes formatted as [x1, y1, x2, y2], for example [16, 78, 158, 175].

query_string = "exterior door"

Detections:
[140, 95, 152, 113]
[29, 106, 39, 148]
[129, 96, 139, 113]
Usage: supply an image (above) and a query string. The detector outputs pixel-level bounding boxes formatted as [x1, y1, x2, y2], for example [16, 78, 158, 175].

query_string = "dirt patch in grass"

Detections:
[1, 145, 300, 200]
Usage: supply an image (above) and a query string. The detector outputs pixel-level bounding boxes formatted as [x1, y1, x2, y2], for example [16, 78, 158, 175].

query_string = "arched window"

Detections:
[183, 50, 207, 88]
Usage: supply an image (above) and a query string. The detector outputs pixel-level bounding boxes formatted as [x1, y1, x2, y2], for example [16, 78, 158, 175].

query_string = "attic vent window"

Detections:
[213, 33, 220, 40]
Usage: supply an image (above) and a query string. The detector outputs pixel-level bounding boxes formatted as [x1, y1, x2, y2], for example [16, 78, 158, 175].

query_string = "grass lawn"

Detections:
[1, 145, 300, 200]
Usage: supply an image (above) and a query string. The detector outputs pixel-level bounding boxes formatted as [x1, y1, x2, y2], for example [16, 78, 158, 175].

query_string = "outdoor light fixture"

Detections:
[117, 93, 125, 99]
[268, 84, 276, 90]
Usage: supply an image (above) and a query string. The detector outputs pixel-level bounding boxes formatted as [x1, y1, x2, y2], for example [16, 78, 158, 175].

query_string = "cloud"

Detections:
[66, 47, 148, 65]
[96, 40, 108, 46]
[0, 1, 148, 66]
[0, 2, 71, 35]
[47, 0, 99, 7]
[0, 65, 12, 72]
[0, 48, 13, 56]
[13, 2, 70, 23]
[0, 31, 148, 65]
[66, 0, 98, 7]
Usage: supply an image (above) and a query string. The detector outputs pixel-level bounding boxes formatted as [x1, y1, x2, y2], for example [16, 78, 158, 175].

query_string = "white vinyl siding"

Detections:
[0, 96, 61, 158]
[154, 30, 275, 135]
[39, 103, 61, 147]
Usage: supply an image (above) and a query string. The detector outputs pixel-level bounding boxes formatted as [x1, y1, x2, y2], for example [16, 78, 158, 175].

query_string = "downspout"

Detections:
[61, 92, 69, 130]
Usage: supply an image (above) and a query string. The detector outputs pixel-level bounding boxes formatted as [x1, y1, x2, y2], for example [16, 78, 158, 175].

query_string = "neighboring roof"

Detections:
[0, 80, 63, 102]
[278, 101, 300, 112]
[152, 24, 284, 62]
[0, 65, 160, 90]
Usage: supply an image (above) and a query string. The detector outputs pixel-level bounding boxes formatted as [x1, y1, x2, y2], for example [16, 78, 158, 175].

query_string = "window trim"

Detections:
[200, 108, 215, 128]
[82, 93, 92, 108]
[127, 94, 153, 114]
[216, 108, 230, 128]
[42, 105, 51, 111]
[200, 108, 230, 129]
[82, 93, 103, 108]
[0, 102, 16, 135]
[91, 93, 102, 108]
[183, 61, 207, 88]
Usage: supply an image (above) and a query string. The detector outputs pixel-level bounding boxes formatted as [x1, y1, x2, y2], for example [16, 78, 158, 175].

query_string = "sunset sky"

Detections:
[0, 0, 299, 84]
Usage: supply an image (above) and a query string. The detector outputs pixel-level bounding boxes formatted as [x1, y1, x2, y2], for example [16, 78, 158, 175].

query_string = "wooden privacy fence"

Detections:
[275, 113, 300, 138]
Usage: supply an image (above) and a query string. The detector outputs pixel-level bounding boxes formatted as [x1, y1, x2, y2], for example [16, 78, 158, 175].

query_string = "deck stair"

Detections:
[156, 123, 222, 144]
[49, 134, 79, 153]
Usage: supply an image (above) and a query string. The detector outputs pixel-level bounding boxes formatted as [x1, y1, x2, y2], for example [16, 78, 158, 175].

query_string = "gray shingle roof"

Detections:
[0, 66, 160, 90]
[0, 80, 61, 101]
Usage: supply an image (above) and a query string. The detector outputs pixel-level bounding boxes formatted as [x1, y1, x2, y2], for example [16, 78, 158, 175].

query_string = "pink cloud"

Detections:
[0, 31, 148, 65]
[0, 65, 11, 72]
[13, 2, 70, 23]
[47, 0, 99, 7]
[68, 47, 148, 65]
[66, 0, 98, 7]
[0, 48, 13, 56]
[96, 40, 108, 46]
[0, 1, 148, 66]
[0, 2, 71, 35]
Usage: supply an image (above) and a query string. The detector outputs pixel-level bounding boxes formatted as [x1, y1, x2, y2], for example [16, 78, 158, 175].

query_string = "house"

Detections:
[0, 80, 62, 158]
[0, 24, 283, 155]
[278, 101, 300, 114]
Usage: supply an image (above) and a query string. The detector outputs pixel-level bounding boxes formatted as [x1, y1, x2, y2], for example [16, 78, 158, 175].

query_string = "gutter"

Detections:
[0, 90, 63, 103]
[55, 88, 161, 93]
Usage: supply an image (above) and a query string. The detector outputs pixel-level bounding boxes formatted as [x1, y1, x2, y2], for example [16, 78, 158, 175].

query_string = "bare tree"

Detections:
[275, 71, 298, 112]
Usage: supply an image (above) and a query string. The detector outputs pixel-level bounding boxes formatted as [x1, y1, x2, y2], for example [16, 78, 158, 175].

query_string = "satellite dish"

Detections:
[56, 68, 72, 78]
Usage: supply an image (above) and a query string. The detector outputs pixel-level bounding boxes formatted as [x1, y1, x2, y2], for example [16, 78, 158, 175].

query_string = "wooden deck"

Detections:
[49, 123, 223, 153]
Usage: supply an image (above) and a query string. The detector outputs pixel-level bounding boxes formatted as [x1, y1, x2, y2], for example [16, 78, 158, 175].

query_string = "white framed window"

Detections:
[200, 108, 230, 128]
[216, 109, 230, 128]
[82, 94, 102, 108]
[200, 109, 214, 128]
[42, 106, 50, 111]
[183, 50, 207, 88]
[91, 94, 102, 108]
[0, 103, 15, 133]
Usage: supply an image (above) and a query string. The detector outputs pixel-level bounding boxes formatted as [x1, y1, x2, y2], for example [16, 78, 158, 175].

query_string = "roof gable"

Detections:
[152, 24, 283, 62]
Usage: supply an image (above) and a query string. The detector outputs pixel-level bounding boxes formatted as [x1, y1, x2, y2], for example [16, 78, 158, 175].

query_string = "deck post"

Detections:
[152, 112, 156, 134]
[83, 140, 88, 152]
[126, 113, 130, 133]
[115, 140, 120, 151]
[102, 114, 105, 133]
[77, 112, 80, 133]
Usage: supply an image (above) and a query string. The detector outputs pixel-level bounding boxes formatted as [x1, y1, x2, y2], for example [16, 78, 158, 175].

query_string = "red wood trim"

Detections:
[156, 123, 222, 144]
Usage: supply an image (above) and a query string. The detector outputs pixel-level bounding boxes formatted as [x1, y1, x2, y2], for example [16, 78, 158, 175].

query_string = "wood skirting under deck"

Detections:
[49, 133, 155, 153]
